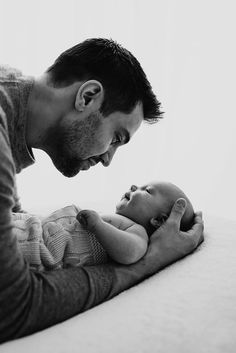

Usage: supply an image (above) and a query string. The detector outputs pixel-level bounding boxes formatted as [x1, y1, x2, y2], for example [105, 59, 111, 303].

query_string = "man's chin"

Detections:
[60, 168, 81, 178]
[61, 163, 93, 176]
[51, 155, 97, 177]
[52, 159, 82, 178]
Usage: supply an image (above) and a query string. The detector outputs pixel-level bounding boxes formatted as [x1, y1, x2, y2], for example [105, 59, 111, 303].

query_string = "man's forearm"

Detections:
[0, 121, 116, 343]
[0, 121, 135, 342]
[0, 263, 115, 342]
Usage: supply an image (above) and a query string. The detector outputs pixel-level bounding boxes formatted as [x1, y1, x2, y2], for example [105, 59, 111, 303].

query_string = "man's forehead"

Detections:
[130, 102, 144, 124]
[132, 101, 143, 116]
[119, 103, 143, 136]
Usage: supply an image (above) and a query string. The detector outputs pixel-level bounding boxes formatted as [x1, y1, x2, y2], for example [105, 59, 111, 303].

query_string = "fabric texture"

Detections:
[2, 215, 236, 353]
[13, 204, 108, 270]
[0, 66, 35, 212]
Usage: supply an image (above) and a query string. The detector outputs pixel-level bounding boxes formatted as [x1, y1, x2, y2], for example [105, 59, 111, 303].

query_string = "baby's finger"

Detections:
[76, 210, 89, 227]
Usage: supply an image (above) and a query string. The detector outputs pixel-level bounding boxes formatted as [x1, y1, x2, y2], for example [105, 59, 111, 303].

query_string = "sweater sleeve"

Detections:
[0, 112, 115, 343]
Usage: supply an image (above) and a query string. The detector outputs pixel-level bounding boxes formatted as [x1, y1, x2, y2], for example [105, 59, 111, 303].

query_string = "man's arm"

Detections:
[0, 117, 115, 343]
[77, 210, 148, 264]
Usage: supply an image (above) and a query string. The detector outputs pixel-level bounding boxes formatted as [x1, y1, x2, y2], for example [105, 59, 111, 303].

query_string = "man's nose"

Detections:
[100, 147, 117, 167]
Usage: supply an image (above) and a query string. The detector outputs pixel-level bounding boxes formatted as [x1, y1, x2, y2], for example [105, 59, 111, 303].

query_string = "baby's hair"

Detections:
[150, 181, 195, 234]
[180, 207, 195, 231]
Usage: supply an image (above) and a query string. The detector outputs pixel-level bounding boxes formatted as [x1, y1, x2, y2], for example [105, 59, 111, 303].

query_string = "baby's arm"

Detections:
[77, 210, 148, 265]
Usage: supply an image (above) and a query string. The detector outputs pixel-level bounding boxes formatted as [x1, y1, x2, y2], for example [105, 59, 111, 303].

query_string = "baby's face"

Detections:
[116, 181, 193, 232]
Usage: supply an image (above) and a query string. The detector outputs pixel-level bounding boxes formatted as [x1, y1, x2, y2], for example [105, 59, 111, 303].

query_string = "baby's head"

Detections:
[116, 181, 194, 235]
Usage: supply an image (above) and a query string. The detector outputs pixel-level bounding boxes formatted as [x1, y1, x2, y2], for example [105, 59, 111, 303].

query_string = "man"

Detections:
[0, 38, 203, 343]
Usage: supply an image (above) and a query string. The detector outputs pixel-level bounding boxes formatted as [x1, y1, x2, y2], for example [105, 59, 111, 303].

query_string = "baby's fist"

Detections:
[77, 210, 101, 231]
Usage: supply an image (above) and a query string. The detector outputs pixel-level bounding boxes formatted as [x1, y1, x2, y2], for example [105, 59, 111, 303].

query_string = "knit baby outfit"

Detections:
[14, 205, 108, 270]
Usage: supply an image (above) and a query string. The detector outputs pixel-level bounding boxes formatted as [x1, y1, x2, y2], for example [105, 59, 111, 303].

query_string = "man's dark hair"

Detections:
[47, 38, 163, 123]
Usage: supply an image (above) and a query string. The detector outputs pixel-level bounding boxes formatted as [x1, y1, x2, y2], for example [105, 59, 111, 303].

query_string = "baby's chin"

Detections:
[115, 204, 125, 216]
[115, 198, 129, 214]
[115, 203, 131, 219]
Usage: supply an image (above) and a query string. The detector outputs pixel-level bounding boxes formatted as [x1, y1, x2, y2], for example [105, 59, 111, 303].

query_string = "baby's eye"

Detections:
[146, 187, 152, 194]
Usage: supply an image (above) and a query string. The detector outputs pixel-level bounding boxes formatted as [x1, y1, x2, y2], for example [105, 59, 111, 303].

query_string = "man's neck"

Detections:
[26, 75, 81, 151]
[26, 75, 50, 148]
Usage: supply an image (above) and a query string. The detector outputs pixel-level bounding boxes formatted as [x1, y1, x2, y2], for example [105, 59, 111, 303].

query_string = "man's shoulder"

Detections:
[0, 65, 22, 83]
[0, 94, 9, 134]
[0, 78, 14, 129]
[0, 65, 23, 132]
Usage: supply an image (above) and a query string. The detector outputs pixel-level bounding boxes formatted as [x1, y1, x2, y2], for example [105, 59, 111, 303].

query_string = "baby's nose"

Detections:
[130, 185, 138, 192]
[125, 192, 131, 200]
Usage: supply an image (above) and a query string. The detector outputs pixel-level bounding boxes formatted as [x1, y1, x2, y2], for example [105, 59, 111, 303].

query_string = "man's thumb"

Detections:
[168, 198, 186, 227]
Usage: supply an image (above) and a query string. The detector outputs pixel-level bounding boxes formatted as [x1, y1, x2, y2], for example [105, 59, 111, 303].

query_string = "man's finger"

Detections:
[195, 211, 203, 221]
[190, 211, 204, 233]
[167, 198, 186, 229]
[187, 219, 204, 234]
[186, 217, 204, 246]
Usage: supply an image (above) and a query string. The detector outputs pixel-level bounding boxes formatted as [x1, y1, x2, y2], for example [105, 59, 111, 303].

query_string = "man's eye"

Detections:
[111, 135, 122, 145]
[146, 188, 151, 194]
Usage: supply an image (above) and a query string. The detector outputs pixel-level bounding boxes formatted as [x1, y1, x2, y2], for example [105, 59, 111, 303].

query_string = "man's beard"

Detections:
[43, 111, 102, 177]
[47, 139, 84, 178]
[53, 155, 83, 178]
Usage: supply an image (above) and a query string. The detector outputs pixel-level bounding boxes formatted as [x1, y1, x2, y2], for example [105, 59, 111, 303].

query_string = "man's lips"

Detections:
[81, 158, 100, 170]
[88, 158, 99, 166]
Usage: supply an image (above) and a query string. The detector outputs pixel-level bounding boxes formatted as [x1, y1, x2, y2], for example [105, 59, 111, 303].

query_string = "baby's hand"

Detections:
[76, 210, 102, 232]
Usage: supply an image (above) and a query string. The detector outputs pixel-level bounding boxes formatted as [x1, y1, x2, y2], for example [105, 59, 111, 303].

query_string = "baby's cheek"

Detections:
[116, 205, 132, 219]
[130, 206, 147, 223]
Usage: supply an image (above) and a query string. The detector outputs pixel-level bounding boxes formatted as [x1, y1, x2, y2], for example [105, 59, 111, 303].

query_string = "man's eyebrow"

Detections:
[121, 129, 130, 144]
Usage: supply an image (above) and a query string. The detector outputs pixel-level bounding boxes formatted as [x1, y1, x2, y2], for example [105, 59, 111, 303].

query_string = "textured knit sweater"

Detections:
[0, 66, 115, 343]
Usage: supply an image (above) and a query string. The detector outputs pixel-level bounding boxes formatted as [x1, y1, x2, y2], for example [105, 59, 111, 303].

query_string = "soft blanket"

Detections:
[2, 215, 236, 353]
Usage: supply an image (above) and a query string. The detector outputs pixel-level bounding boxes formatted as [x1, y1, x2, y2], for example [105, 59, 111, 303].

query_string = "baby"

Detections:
[77, 181, 194, 265]
[15, 181, 194, 270]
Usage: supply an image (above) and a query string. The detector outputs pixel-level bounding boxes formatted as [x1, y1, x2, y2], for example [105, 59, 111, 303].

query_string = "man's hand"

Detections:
[108, 198, 204, 297]
[143, 198, 204, 275]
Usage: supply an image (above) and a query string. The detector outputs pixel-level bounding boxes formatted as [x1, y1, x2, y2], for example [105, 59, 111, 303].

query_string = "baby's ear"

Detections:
[150, 214, 168, 229]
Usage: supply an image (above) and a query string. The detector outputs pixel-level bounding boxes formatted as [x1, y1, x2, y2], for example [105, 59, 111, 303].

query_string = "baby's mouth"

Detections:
[121, 192, 130, 201]
[125, 192, 130, 200]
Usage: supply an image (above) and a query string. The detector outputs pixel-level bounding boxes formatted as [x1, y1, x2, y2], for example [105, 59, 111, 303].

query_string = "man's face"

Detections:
[44, 103, 143, 177]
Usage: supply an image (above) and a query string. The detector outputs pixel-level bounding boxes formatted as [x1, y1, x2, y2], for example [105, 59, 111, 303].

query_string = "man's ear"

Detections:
[150, 214, 168, 229]
[75, 80, 104, 112]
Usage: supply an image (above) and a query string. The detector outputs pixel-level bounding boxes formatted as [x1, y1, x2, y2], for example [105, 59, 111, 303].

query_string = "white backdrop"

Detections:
[1, 0, 235, 220]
